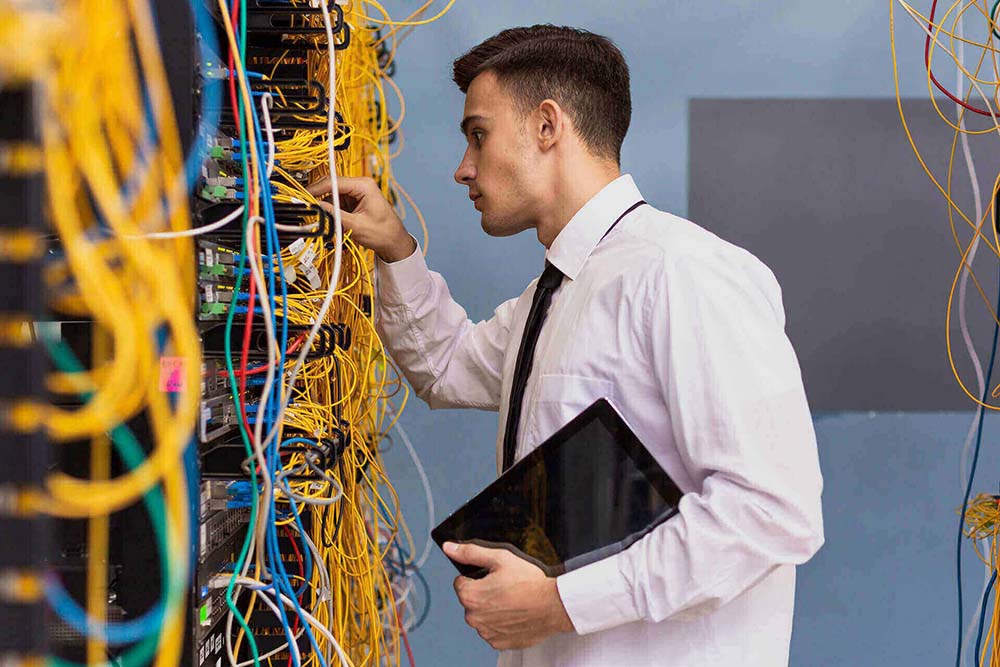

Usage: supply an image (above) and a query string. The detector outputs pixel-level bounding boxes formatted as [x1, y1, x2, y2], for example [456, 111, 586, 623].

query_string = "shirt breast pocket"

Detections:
[533, 374, 616, 445]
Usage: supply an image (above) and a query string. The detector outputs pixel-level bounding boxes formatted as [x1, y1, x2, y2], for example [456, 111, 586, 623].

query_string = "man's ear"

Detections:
[537, 99, 565, 152]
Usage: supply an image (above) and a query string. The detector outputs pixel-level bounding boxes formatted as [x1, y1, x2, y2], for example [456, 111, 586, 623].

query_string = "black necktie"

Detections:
[501, 261, 564, 471]
[500, 200, 647, 471]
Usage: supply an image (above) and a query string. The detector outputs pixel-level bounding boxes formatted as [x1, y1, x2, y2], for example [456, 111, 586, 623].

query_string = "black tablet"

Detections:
[432, 397, 683, 578]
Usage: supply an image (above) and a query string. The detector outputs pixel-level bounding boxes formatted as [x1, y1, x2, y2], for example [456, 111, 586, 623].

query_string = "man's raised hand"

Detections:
[307, 175, 416, 263]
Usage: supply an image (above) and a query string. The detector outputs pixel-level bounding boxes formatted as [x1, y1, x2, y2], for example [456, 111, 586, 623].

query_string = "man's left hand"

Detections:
[445, 541, 576, 651]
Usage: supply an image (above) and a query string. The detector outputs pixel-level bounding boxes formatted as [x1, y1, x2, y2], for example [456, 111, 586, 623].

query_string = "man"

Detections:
[310, 24, 824, 667]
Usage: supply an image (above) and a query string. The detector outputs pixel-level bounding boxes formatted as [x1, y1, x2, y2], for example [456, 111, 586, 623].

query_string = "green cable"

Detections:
[42, 336, 173, 667]
[221, 0, 262, 662]
[991, 0, 1000, 40]
[49, 3, 267, 664]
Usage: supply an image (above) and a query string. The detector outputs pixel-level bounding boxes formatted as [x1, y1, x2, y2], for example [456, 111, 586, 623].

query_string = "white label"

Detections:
[288, 237, 306, 255]
[199, 523, 207, 557]
[284, 265, 297, 284]
[300, 246, 316, 267]
[304, 265, 321, 290]
[204, 250, 214, 267]
[204, 284, 215, 303]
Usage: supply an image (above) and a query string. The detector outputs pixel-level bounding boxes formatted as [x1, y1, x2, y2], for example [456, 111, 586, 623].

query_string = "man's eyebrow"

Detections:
[460, 115, 487, 136]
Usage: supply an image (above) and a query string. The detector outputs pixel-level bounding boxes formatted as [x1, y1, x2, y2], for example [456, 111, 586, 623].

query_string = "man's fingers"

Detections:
[305, 176, 331, 198]
[317, 202, 357, 229]
[444, 542, 504, 569]
[307, 175, 375, 200]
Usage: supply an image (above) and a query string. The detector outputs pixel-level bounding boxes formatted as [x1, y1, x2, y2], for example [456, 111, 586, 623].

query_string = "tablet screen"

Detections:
[432, 398, 683, 577]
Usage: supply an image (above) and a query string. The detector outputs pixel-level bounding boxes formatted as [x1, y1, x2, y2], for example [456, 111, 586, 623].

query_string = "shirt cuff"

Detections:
[556, 553, 642, 635]
[376, 239, 427, 306]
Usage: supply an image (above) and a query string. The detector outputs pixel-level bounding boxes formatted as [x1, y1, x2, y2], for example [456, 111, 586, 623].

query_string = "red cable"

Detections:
[218, 334, 306, 378]
[238, 252, 255, 435]
[924, 0, 993, 116]
[398, 612, 416, 667]
[226, 0, 258, 437]
[284, 525, 306, 667]
[238, 260, 256, 433]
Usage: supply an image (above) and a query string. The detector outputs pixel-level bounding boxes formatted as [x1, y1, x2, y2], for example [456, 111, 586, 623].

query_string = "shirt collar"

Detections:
[545, 174, 644, 281]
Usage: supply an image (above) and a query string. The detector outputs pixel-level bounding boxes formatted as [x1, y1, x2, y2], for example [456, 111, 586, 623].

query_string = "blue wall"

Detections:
[377, 1, 972, 664]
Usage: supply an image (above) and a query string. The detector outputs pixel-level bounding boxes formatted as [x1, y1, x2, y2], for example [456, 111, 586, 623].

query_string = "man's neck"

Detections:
[536, 163, 622, 248]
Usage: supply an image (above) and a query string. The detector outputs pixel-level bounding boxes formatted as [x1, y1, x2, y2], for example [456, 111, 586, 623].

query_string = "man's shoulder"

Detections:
[602, 205, 786, 324]
[614, 204, 775, 282]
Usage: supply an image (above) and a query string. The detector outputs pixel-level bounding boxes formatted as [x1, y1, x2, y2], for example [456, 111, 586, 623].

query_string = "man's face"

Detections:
[454, 71, 541, 237]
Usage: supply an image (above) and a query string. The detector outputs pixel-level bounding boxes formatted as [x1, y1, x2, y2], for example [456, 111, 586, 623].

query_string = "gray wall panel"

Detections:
[689, 98, 999, 410]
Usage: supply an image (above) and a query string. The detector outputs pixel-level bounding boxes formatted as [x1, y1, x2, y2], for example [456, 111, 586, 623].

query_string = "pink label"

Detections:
[159, 357, 187, 393]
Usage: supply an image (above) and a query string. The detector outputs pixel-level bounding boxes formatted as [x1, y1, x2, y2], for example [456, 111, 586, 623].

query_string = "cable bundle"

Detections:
[0, 2, 204, 666]
[0, 0, 454, 666]
[892, 2, 1000, 666]
[193, 2, 451, 666]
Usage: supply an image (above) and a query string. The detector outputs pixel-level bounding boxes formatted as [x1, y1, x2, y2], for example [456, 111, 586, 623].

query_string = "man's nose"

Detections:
[454, 151, 476, 185]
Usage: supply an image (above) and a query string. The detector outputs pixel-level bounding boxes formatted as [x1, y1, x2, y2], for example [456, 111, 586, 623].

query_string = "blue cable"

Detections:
[222, 10, 334, 664]
[38, 337, 180, 645]
[45, 583, 164, 646]
[276, 487, 315, 601]
[265, 486, 327, 667]
[251, 98, 318, 665]
[975, 571, 997, 665]
[956, 262, 1000, 667]
[184, 437, 202, 583]
[279, 437, 324, 587]
[253, 84, 289, 433]
[230, 23, 320, 665]
[263, 483, 324, 667]
[262, 465, 325, 667]
[262, 514, 299, 666]
[381, 540, 432, 631]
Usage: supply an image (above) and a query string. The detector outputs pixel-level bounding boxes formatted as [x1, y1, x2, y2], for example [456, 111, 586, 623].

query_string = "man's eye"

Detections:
[472, 131, 484, 143]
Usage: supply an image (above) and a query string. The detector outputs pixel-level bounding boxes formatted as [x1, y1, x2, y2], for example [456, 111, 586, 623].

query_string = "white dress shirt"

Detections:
[375, 174, 824, 667]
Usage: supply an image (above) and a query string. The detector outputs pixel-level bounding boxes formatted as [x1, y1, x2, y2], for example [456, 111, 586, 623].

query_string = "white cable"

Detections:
[386, 575, 419, 632]
[388, 406, 434, 569]
[954, 1, 988, 490]
[276, 469, 344, 505]
[213, 577, 302, 667]
[251, 587, 303, 667]
[218, 33, 333, 667]
[224, 504, 267, 667]
[952, 11, 993, 666]
[135, 92, 271, 242]
[301, 528, 335, 664]
[259, 0, 344, 454]
[221, 532, 321, 667]
[391, 575, 415, 608]
[275, 222, 319, 232]
[286, 521, 335, 663]
[126, 203, 245, 239]
[216, 576, 353, 667]
[261, 92, 276, 178]
[246, 214, 282, 576]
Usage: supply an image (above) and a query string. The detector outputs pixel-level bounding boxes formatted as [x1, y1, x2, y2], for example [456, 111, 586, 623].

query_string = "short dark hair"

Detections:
[452, 25, 631, 164]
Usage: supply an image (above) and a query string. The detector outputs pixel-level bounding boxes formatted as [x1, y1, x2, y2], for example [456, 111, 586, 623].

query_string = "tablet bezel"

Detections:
[431, 397, 683, 577]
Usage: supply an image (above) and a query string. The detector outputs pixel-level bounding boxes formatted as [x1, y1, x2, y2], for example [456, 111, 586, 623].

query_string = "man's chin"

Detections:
[481, 215, 527, 238]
